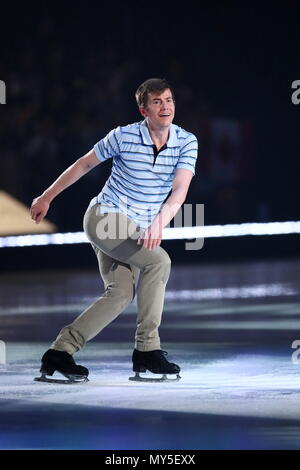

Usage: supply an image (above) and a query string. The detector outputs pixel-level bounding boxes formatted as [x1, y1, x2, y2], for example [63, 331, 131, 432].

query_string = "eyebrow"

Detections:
[151, 96, 173, 101]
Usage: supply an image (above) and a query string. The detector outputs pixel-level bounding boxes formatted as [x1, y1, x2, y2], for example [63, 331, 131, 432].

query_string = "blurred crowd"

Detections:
[0, 12, 261, 231]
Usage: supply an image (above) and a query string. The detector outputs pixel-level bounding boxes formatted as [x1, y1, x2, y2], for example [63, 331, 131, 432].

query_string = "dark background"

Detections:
[0, 1, 299, 266]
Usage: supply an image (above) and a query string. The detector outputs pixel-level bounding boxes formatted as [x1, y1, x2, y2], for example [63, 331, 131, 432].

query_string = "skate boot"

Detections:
[129, 349, 181, 382]
[34, 349, 89, 384]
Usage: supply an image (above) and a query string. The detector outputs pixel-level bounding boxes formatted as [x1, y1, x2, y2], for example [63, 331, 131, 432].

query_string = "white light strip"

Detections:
[0, 221, 299, 248]
[0, 232, 87, 248]
[163, 221, 300, 239]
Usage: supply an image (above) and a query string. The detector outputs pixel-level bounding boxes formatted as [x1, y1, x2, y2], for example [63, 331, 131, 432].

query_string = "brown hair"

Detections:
[135, 78, 175, 108]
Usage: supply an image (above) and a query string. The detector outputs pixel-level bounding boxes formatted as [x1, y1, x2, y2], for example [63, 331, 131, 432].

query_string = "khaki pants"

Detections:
[51, 204, 171, 354]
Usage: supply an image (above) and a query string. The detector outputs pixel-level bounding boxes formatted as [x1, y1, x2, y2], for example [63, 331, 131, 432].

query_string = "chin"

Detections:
[159, 118, 173, 125]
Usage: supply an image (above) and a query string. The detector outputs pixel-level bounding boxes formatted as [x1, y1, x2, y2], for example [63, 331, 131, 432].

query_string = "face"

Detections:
[140, 88, 175, 129]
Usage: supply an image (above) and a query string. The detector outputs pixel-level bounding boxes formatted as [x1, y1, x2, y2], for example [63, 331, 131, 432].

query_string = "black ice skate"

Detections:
[34, 349, 89, 384]
[129, 349, 181, 383]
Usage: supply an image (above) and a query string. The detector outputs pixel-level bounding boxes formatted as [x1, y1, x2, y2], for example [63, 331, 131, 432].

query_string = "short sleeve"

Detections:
[176, 133, 198, 175]
[93, 126, 122, 162]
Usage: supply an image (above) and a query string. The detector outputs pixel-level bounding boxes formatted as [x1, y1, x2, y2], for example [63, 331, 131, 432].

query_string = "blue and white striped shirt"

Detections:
[89, 120, 198, 230]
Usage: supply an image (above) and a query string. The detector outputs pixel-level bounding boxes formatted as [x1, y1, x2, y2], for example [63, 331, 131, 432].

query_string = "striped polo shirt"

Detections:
[89, 119, 198, 230]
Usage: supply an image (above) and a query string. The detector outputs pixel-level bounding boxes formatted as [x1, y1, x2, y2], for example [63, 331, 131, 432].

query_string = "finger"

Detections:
[151, 239, 160, 250]
[35, 212, 43, 224]
[150, 237, 158, 250]
[147, 240, 154, 250]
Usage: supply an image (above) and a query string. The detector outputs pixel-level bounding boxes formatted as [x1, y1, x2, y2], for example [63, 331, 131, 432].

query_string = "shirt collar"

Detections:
[140, 120, 179, 148]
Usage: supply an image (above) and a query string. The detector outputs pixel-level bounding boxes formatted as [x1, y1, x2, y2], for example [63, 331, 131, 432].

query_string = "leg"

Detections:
[51, 245, 140, 354]
[134, 247, 171, 351]
[83, 204, 171, 352]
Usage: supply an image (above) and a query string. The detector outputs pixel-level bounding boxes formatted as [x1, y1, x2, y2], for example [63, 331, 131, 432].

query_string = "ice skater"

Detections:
[30, 78, 198, 383]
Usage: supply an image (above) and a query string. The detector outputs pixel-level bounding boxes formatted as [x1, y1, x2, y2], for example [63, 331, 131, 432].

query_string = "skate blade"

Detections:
[129, 372, 181, 383]
[34, 373, 89, 384]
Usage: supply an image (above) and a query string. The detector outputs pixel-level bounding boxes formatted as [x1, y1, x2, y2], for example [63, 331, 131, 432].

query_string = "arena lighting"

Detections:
[164, 220, 300, 239]
[0, 221, 299, 248]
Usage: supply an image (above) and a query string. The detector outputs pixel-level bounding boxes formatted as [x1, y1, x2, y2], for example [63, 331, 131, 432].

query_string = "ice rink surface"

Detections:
[1, 259, 300, 450]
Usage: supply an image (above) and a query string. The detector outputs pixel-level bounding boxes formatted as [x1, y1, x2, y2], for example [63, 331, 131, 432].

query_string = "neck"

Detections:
[146, 119, 170, 147]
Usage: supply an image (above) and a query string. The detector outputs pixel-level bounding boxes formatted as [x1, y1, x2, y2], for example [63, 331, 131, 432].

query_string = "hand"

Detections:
[137, 219, 163, 250]
[30, 195, 50, 224]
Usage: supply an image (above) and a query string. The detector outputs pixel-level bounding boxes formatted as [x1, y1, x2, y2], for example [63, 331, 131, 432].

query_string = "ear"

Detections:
[139, 107, 147, 118]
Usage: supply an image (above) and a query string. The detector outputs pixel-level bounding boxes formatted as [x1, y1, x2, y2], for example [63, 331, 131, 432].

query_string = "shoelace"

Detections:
[158, 350, 170, 363]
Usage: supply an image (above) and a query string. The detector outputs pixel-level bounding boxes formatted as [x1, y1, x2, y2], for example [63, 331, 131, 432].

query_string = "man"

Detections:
[31, 78, 198, 383]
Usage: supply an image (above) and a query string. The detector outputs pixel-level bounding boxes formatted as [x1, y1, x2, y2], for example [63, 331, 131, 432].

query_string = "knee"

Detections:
[156, 252, 171, 284]
[159, 252, 171, 269]
[161, 257, 171, 283]
[104, 283, 134, 306]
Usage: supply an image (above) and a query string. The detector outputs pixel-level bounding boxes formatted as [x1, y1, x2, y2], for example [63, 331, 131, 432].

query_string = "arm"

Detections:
[138, 168, 194, 250]
[30, 149, 100, 224]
